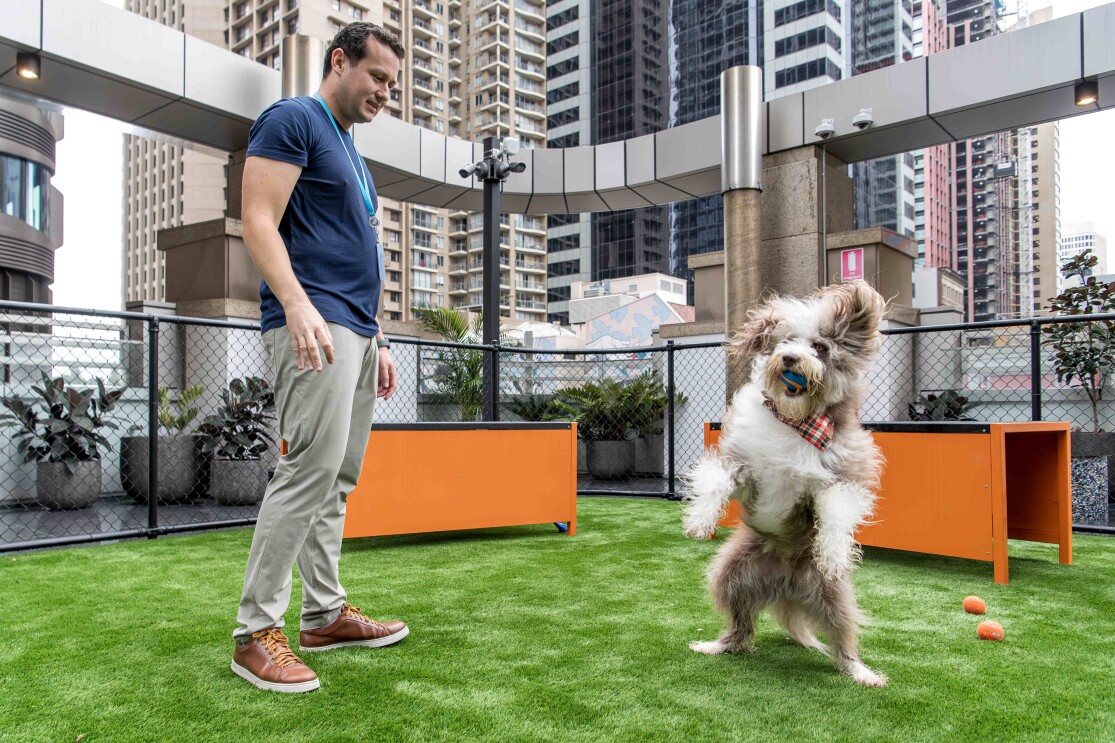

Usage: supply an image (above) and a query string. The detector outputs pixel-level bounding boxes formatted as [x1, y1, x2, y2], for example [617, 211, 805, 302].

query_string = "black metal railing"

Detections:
[1, 299, 1112, 552]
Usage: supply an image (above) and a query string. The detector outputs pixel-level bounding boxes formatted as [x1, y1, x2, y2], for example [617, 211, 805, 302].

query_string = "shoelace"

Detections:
[252, 628, 299, 669]
[342, 603, 385, 629]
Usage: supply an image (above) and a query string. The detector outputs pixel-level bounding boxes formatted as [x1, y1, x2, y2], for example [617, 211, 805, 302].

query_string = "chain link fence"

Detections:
[1, 301, 1112, 552]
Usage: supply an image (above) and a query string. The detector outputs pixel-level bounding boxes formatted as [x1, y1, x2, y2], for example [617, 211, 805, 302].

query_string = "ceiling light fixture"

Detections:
[16, 52, 41, 80]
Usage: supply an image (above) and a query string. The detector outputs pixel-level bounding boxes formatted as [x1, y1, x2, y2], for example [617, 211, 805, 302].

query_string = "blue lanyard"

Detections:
[313, 94, 377, 226]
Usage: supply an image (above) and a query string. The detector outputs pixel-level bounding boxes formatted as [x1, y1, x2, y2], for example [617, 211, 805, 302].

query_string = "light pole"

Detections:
[459, 136, 526, 420]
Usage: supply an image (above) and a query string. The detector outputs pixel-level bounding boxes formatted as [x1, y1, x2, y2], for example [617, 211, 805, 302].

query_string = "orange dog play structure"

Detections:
[705, 421, 1072, 583]
[341, 422, 578, 538]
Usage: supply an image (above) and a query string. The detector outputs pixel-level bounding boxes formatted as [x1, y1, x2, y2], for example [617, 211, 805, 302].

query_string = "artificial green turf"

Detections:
[1, 497, 1112, 742]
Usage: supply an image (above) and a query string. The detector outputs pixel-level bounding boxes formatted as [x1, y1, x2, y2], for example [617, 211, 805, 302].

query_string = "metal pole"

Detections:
[482, 135, 501, 421]
[1030, 319, 1042, 421]
[147, 316, 160, 537]
[721, 65, 764, 402]
[281, 34, 325, 99]
[667, 340, 676, 499]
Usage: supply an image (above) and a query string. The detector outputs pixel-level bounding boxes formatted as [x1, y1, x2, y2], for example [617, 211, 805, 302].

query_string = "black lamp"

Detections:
[1075, 80, 1098, 106]
[16, 52, 41, 81]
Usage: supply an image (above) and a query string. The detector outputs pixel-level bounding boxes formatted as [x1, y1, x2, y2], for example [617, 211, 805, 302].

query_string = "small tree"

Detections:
[1045, 249, 1115, 432]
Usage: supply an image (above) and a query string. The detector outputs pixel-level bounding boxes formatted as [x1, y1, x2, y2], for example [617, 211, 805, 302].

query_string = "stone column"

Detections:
[721, 65, 763, 400]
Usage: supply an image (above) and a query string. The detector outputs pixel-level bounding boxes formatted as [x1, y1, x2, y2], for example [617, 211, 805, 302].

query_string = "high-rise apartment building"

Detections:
[124, 0, 549, 322]
[850, 1, 917, 240]
[543, 0, 591, 324]
[122, 1, 227, 305]
[945, 0, 1010, 322]
[912, 0, 951, 271]
[668, 1, 756, 289]
[1058, 223, 1107, 290]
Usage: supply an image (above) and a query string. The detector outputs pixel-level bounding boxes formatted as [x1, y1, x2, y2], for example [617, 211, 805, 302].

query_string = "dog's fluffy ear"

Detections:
[821, 281, 886, 358]
[725, 304, 778, 370]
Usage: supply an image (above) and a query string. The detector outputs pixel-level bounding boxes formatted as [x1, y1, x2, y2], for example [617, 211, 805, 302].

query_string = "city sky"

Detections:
[47, 0, 1115, 311]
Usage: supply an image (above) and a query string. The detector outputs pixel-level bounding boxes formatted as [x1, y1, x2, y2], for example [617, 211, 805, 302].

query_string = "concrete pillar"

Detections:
[720, 65, 763, 400]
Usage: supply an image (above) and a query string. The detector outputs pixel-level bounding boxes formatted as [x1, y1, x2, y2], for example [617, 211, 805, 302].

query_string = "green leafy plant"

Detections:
[196, 377, 275, 460]
[908, 389, 978, 422]
[505, 394, 565, 422]
[0, 374, 125, 473]
[157, 384, 205, 433]
[1044, 249, 1115, 432]
[551, 372, 683, 442]
[413, 306, 517, 422]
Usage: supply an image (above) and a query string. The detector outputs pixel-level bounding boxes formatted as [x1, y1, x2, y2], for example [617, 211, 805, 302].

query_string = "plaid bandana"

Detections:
[762, 394, 834, 452]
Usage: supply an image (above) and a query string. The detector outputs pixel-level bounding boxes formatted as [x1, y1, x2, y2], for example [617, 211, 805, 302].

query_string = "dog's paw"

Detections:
[689, 640, 731, 655]
[847, 662, 888, 688]
[682, 520, 716, 540]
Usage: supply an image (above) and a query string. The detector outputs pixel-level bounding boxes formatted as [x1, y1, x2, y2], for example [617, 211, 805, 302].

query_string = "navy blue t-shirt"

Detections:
[246, 96, 383, 338]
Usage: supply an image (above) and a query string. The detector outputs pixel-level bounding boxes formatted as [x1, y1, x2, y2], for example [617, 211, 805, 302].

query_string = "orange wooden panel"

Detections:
[342, 426, 577, 539]
[859, 431, 995, 561]
[705, 427, 743, 529]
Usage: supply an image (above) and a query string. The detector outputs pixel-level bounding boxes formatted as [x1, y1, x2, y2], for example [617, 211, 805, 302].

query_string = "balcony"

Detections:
[516, 258, 546, 272]
[413, 0, 437, 19]
[411, 38, 436, 58]
[412, 17, 437, 39]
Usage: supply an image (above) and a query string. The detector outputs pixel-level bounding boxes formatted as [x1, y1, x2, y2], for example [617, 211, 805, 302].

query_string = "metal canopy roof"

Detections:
[2, 0, 1113, 214]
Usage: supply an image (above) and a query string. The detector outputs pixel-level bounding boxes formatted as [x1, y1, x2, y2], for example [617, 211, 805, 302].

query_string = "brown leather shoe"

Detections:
[299, 603, 409, 652]
[231, 628, 319, 693]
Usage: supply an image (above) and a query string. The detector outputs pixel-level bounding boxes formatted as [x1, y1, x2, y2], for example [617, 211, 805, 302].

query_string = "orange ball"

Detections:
[977, 620, 1004, 641]
[963, 596, 987, 615]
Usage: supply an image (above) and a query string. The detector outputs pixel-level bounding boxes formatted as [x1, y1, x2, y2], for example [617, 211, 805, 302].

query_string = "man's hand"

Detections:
[377, 347, 398, 399]
[285, 300, 335, 372]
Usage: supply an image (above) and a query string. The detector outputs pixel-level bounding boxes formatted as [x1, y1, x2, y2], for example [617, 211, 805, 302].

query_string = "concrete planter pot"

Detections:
[121, 433, 203, 505]
[635, 434, 665, 476]
[36, 460, 101, 510]
[586, 440, 635, 480]
[1070, 432, 1115, 526]
[210, 457, 270, 506]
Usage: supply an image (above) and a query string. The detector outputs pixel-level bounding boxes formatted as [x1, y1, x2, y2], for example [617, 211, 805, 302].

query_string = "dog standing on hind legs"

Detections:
[682, 280, 888, 687]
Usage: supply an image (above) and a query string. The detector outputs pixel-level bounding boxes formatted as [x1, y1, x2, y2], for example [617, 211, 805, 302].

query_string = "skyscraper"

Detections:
[122, 1, 226, 305]
[123, 0, 549, 322]
[589, 1, 670, 286]
[849, 1, 916, 241]
[543, 0, 591, 324]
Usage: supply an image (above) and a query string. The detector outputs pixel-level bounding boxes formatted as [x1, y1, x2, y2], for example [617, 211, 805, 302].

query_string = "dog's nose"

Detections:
[782, 354, 799, 367]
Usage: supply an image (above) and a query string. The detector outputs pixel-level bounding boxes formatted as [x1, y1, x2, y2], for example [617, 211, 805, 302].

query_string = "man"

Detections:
[230, 23, 407, 694]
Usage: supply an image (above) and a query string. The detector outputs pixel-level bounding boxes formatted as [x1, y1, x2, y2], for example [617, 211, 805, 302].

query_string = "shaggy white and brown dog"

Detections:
[682, 280, 887, 687]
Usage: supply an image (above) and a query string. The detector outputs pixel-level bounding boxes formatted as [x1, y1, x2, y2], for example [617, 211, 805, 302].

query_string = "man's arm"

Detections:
[241, 155, 335, 372]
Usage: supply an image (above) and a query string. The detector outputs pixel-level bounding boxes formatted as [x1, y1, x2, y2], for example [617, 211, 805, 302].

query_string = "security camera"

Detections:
[459, 162, 478, 178]
[814, 118, 835, 140]
[852, 108, 874, 130]
[501, 137, 521, 156]
[508, 161, 526, 174]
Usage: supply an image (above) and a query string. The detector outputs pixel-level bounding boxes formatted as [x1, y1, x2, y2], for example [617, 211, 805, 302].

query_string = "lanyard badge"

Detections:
[313, 94, 384, 280]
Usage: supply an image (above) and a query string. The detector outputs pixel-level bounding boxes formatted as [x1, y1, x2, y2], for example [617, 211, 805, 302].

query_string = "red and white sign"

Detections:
[841, 248, 864, 282]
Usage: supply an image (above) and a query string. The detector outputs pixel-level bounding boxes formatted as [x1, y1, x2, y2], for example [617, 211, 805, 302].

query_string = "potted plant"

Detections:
[1044, 248, 1115, 524]
[121, 384, 205, 504]
[196, 377, 276, 506]
[907, 389, 979, 421]
[552, 372, 679, 480]
[0, 374, 125, 510]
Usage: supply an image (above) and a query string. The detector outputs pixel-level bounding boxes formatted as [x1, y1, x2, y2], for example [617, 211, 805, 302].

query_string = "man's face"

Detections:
[336, 39, 400, 125]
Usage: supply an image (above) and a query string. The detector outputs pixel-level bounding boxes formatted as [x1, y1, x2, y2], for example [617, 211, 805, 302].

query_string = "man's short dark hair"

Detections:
[322, 23, 405, 78]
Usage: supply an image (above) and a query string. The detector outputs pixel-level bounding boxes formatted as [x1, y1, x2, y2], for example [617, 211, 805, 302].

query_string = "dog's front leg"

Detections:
[811, 482, 875, 580]
[681, 452, 741, 539]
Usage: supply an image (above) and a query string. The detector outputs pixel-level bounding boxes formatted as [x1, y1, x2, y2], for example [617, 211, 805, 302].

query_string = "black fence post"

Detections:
[1030, 319, 1042, 422]
[147, 316, 160, 537]
[667, 340, 676, 499]
[491, 340, 501, 421]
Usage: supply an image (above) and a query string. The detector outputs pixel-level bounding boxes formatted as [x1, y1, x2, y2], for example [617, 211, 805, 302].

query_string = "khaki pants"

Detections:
[234, 323, 379, 641]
